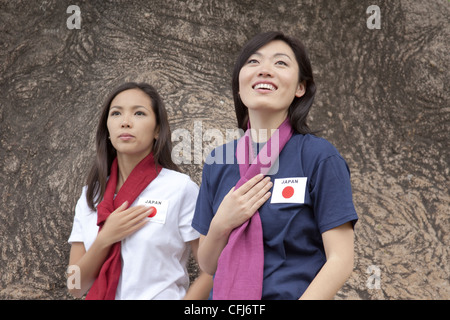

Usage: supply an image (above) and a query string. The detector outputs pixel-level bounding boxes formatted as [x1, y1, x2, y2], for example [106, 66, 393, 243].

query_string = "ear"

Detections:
[154, 125, 160, 140]
[295, 81, 306, 98]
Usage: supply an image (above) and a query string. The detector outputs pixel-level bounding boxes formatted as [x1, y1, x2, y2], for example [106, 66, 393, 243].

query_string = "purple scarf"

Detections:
[213, 118, 293, 299]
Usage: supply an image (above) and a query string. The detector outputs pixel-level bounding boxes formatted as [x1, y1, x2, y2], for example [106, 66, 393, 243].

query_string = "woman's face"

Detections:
[238, 40, 305, 115]
[107, 88, 159, 157]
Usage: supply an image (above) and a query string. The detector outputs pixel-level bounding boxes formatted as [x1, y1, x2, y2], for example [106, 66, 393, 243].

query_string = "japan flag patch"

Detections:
[136, 198, 169, 224]
[270, 177, 307, 204]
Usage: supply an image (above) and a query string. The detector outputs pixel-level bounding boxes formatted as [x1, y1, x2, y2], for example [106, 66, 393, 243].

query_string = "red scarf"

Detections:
[86, 152, 161, 300]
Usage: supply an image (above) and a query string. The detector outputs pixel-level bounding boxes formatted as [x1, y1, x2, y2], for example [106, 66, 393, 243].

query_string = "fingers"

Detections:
[116, 203, 148, 217]
[122, 205, 153, 226]
[123, 217, 149, 236]
[241, 176, 272, 201]
[109, 204, 152, 229]
[235, 174, 265, 195]
[235, 175, 273, 217]
[100, 203, 158, 246]
[228, 174, 273, 205]
[115, 201, 129, 212]
[251, 178, 273, 201]
[249, 186, 272, 214]
[244, 177, 272, 214]
[214, 175, 273, 233]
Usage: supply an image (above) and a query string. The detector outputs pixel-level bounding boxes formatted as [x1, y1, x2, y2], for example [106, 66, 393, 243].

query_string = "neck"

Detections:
[247, 109, 288, 142]
[115, 151, 150, 192]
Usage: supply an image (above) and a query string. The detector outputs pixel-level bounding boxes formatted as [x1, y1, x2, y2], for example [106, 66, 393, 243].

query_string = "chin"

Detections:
[115, 147, 148, 156]
[247, 103, 287, 113]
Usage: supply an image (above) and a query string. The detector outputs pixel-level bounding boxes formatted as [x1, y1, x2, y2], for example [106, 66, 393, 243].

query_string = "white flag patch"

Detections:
[136, 198, 169, 224]
[270, 177, 307, 204]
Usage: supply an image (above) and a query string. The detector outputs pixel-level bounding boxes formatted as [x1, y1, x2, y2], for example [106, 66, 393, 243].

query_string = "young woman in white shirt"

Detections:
[67, 82, 212, 300]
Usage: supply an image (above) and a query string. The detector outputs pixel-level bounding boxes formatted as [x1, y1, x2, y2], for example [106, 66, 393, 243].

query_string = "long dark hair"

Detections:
[85, 82, 180, 210]
[232, 31, 316, 134]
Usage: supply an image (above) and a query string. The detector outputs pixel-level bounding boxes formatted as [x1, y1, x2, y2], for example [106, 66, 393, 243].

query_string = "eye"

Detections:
[275, 60, 288, 66]
[110, 111, 120, 116]
[135, 111, 146, 116]
[246, 58, 259, 64]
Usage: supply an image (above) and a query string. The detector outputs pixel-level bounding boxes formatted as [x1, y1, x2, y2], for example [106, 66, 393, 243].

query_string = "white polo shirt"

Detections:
[68, 168, 200, 300]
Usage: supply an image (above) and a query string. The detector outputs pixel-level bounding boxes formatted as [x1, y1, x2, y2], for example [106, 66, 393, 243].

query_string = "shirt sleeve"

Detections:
[310, 154, 358, 234]
[178, 178, 201, 242]
[68, 188, 87, 244]
[191, 160, 214, 236]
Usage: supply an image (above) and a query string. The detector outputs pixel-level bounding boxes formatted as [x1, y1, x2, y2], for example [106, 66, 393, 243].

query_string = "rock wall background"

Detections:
[0, 0, 448, 299]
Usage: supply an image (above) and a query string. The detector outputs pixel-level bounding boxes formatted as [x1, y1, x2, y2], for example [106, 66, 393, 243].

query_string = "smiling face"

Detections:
[238, 40, 305, 116]
[106, 88, 159, 158]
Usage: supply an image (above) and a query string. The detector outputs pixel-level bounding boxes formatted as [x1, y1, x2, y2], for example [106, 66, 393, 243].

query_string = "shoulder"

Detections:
[286, 134, 348, 175]
[205, 139, 238, 166]
[76, 185, 89, 207]
[75, 185, 97, 216]
[157, 168, 199, 191]
[289, 133, 345, 164]
[291, 134, 341, 158]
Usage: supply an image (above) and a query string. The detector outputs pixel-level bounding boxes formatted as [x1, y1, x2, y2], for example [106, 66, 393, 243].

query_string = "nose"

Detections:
[258, 61, 273, 77]
[258, 70, 272, 77]
[121, 115, 132, 128]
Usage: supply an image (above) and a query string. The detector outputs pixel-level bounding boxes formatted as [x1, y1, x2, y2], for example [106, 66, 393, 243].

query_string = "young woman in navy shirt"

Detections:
[192, 32, 358, 299]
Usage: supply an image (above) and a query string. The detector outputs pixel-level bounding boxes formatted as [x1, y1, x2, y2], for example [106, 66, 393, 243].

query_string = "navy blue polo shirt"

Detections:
[192, 133, 358, 299]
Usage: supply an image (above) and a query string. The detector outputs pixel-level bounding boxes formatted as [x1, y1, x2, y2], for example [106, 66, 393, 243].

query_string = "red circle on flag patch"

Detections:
[282, 186, 295, 199]
[148, 206, 157, 218]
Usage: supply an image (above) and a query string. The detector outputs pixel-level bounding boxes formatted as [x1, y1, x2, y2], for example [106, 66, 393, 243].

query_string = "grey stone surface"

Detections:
[0, 0, 448, 299]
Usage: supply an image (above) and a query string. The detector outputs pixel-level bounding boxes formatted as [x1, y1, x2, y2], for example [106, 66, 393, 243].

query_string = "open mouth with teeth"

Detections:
[253, 83, 277, 91]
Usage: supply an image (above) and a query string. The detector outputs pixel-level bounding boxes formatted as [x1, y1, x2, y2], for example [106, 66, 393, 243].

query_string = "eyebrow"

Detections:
[252, 52, 293, 61]
[109, 105, 150, 111]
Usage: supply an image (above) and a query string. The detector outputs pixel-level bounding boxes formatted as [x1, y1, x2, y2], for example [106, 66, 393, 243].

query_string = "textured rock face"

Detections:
[0, 0, 448, 299]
